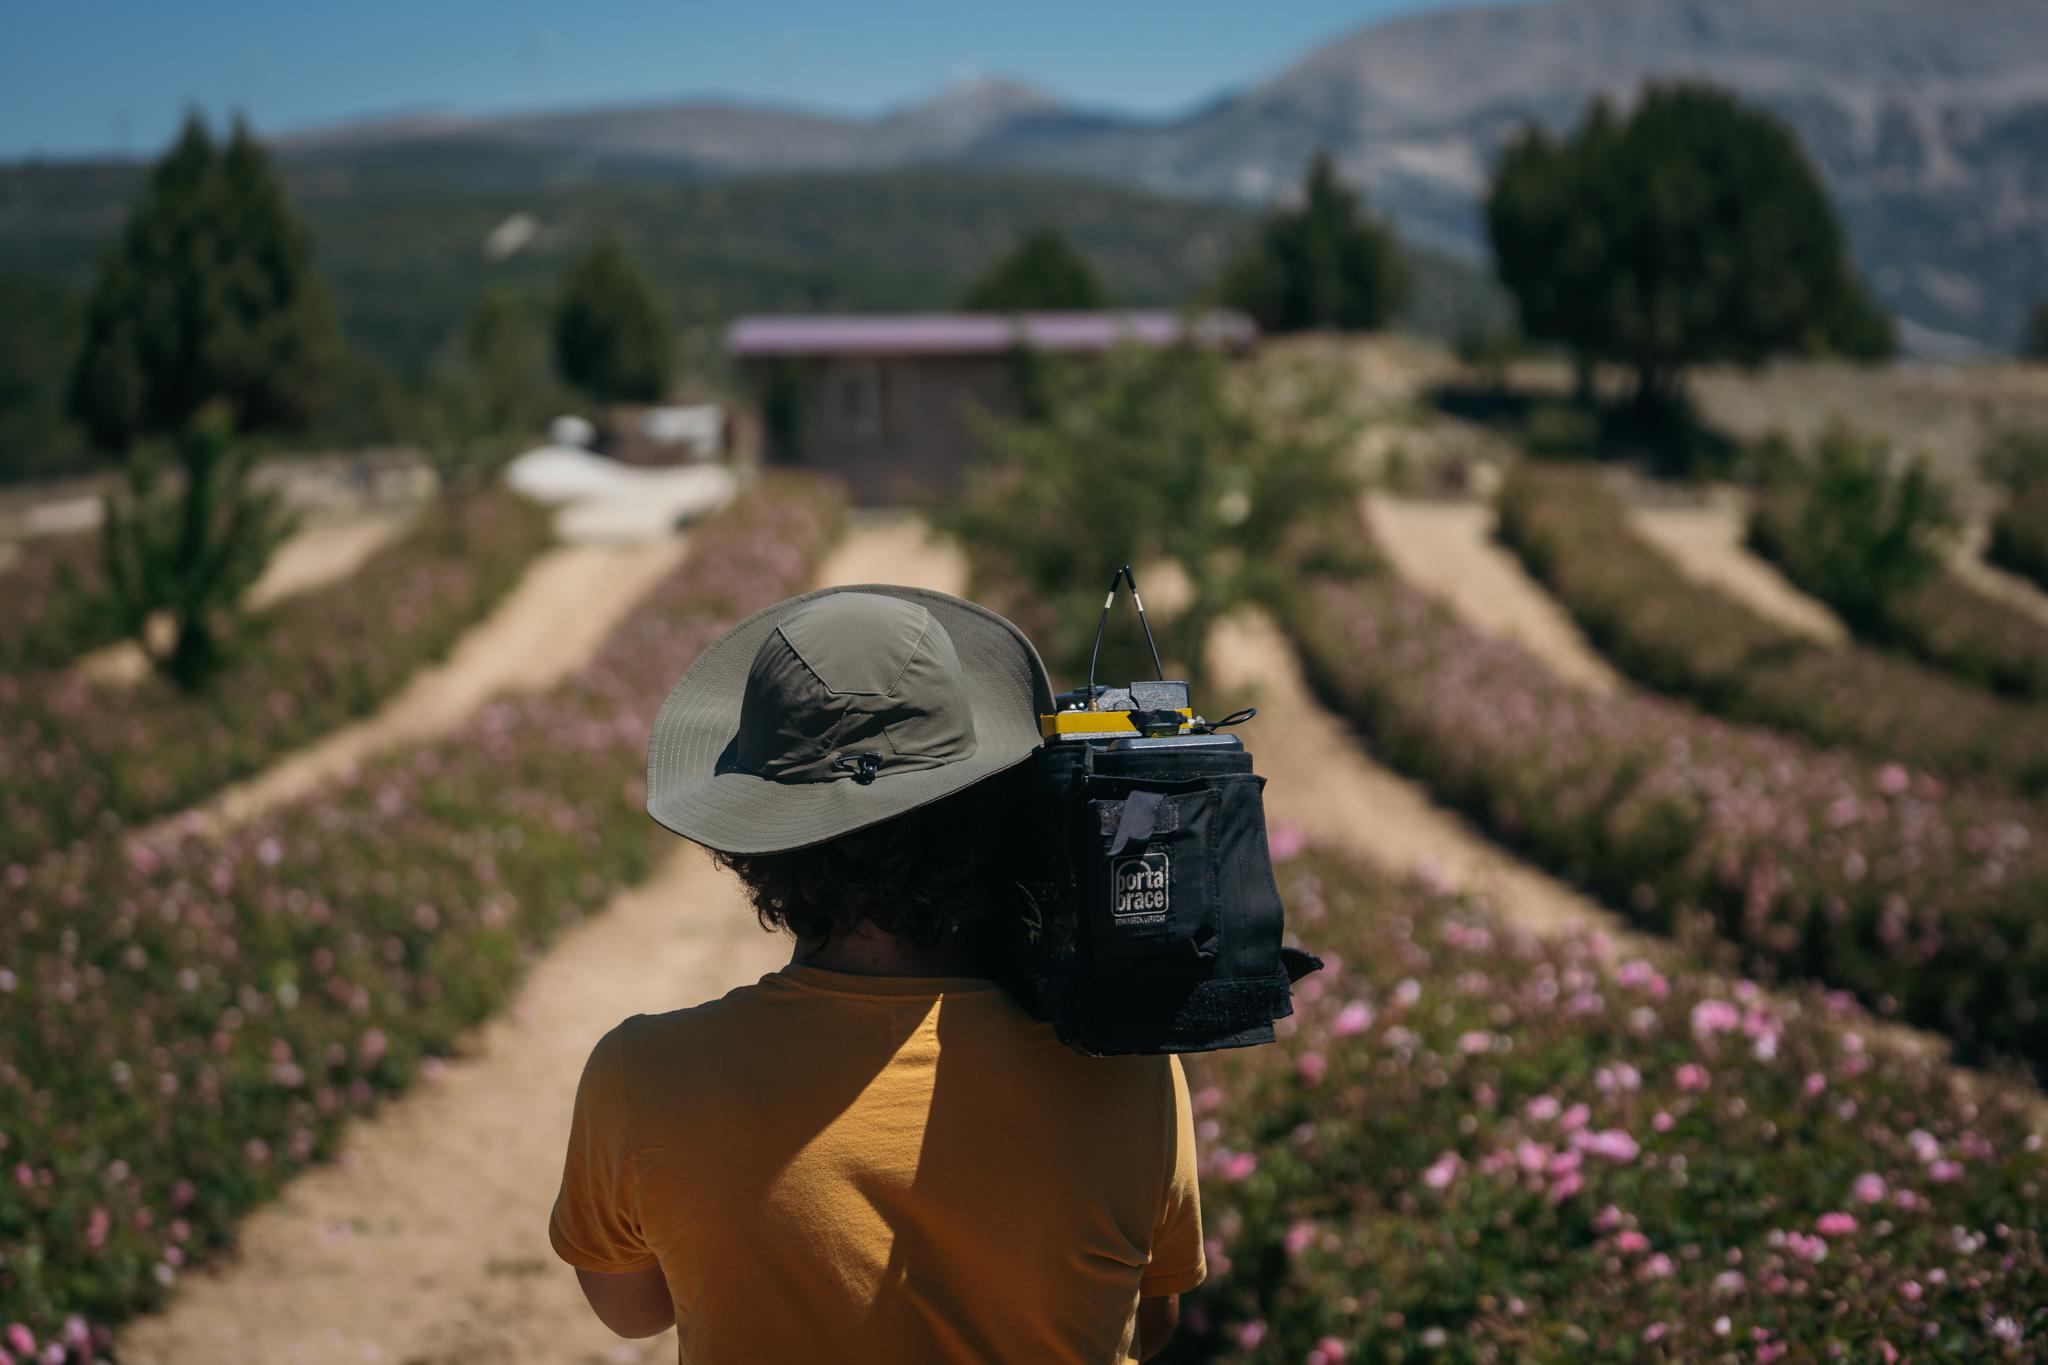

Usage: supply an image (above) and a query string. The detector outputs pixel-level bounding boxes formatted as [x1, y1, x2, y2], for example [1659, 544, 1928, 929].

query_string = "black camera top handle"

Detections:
[1084, 564, 1167, 707]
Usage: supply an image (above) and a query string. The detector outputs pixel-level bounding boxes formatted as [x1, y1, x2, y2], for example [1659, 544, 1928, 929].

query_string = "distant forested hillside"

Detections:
[0, 157, 1501, 483]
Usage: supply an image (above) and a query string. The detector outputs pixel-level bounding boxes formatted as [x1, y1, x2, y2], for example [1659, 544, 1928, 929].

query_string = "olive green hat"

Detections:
[646, 586, 1055, 854]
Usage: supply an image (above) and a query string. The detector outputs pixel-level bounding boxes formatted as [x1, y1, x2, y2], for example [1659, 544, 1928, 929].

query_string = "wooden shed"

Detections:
[726, 311, 1257, 505]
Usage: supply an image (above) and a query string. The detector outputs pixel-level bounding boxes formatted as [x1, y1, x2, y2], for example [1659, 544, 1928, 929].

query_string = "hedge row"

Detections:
[0, 533, 120, 674]
[1495, 464, 2048, 794]
[1279, 526, 2048, 1074]
[0, 477, 845, 1360]
[1751, 483, 2048, 702]
[1174, 846, 2047, 1361]
[0, 490, 554, 866]
[1987, 484, 2048, 598]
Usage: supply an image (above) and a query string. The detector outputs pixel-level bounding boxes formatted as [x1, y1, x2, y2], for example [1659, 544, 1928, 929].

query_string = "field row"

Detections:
[0, 491, 553, 866]
[1281, 508, 2048, 1072]
[1178, 846, 2046, 1359]
[1495, 465, 2048, 794]
[0, 478, 845, 1356]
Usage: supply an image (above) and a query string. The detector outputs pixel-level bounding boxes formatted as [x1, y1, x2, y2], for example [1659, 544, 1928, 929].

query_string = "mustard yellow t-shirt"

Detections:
[549, 964, 1205, 1364]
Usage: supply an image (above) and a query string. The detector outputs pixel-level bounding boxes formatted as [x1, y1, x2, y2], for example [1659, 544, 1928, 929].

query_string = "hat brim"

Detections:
[647, 584, 1055, 854]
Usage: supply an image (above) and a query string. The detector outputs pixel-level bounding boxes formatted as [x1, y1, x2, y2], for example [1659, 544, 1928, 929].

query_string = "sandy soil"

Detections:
[74, 513, 416, 688]
[140, 538, 689, 843]
[1626, 494, 1849, 645]
[118, 519, 972, 1365]
[1363, 494, 1622, 693]
[1955, 522, 2048, 629]
[1207, 611, 1621, 939]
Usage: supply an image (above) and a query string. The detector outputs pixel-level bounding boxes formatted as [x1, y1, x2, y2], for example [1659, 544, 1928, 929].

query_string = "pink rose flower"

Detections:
[1331, 1001, 1374, 1037]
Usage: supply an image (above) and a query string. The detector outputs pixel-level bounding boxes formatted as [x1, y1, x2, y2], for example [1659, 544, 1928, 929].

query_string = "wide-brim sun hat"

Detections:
[647, 584, 1056, 854]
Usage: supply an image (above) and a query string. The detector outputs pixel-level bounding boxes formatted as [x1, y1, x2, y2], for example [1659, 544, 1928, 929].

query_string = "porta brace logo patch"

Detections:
[1111, 852, 1170, 925]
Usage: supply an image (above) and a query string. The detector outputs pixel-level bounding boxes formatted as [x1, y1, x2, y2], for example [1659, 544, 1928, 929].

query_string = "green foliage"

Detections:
[1218, 153, 1409, 334]
[944, 344, 1360, 690]
[1989, 485, 2048, 593]
[68, 114, 335, 452]
[1747, 424, 1954, 633]
[1751, 429, 2048, 699]
[98, 409, 299, 689]
[0, 273, 93, 482]
[2024, 297, 2048, 361]
[1496, 461, 2048, 790]
[0, 481, 843, 1351]
[0, 532, 123, 671]
[64, 114, 339, 688]
[552, 235, 675, 403]
[0, 489, 552, 862]
[961, 227, 1105, 311]
[1487, 84, 1894, 407]
[413, 289, 555, 494]
[1175, 850, 2048, 1361]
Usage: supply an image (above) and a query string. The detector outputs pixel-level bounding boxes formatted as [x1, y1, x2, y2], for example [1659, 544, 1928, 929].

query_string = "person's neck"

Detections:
[791, 923, 983, 978]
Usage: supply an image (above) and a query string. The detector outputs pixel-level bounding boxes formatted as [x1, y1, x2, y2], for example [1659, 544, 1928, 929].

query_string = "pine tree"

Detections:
[1487, 84, 1894, 413]
[2024, 297, 2048, 361]
[962, 228, 1106, 311]
[552, 236, 675, 403]
[67, 112, 333, 689]
[1219, 153, 1410, 333]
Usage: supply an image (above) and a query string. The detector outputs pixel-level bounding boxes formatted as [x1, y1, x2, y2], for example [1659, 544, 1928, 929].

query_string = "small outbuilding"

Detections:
[726, 310, 1257, 505]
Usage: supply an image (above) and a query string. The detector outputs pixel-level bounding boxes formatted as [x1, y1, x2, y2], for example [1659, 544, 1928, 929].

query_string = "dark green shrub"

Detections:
[1498, 462, 2048, 789]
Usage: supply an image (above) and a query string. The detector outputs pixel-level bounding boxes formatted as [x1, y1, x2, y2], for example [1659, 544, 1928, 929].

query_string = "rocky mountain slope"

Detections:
[281, 0, 2048, 354]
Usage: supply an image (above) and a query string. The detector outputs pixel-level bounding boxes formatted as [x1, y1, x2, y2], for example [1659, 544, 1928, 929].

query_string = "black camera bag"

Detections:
[996, 732, 1321, 1055]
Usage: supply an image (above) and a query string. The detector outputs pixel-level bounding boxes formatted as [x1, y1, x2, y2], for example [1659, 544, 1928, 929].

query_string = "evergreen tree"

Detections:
[962, 228, 1106, 311]
[1487, 84, 1894, 412]
[552, 236, 674, 403]
[1219, 153, 1410, 333]
[66, 113, 332, 689]
[415, 289, 551, 496]
[2024, 297, 2048, 361]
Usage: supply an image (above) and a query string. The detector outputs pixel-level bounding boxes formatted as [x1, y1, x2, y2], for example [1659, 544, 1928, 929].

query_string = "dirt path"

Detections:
[141, 538, 689, 843]
[118, 519, 971, 1365]
[1955, 522, 2048, 630]
[1208, 612, 1620, 938]
[1363, 495, 1622, 694]
[1627, 495, 1849, 645]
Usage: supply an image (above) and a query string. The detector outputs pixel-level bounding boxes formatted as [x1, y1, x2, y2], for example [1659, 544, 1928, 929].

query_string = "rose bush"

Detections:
[0, 477, 845, 1359]
[0, 532, 120, 673]
[1752, 480, 2048, 703]
[1282, 512, 2048, 1072]
[1172, 846, 2047, 1361]
[1496, 463, 2048, 793]
[1989, 486, 2048, 594]
[0, 490, 553, 864]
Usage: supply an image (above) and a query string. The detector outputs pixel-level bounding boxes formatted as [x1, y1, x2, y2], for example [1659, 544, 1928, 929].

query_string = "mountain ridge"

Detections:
[20, 0, 2048, 351]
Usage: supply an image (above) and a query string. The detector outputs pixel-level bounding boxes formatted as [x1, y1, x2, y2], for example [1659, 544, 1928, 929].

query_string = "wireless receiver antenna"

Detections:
[1084, 564, 1167, 707]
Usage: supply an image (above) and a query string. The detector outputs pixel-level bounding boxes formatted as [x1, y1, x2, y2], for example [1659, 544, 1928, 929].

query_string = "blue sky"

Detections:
[2, 0, 1490, 159]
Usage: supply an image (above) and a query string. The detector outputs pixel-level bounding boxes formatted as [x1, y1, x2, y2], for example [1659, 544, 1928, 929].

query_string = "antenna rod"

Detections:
[1122, 564, 1167, 681]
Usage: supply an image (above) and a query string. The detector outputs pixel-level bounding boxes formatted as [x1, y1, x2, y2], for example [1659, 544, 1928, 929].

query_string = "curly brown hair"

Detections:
[714, 770, 1022, 948]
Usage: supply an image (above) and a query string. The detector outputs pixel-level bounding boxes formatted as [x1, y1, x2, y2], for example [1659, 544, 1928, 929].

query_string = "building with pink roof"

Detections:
[727, 310, 1256, 504]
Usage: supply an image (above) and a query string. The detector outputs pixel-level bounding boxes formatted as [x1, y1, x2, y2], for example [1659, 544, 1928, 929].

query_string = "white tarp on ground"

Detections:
[639, 405, 725, 459]
[505, 446, 735, 543]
